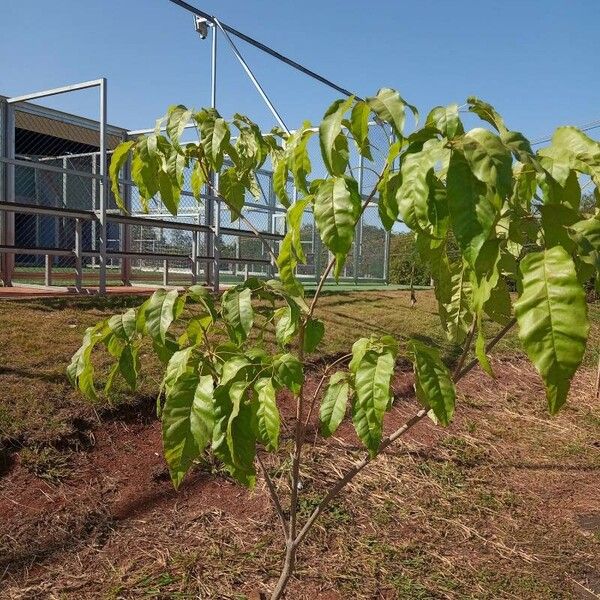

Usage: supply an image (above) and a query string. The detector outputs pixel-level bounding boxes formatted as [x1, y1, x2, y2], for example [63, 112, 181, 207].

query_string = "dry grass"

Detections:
[0, 290, 599, 599]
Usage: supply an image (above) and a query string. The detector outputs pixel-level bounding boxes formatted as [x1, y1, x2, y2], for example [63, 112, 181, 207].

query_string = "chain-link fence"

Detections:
[0, 82, 391, 292]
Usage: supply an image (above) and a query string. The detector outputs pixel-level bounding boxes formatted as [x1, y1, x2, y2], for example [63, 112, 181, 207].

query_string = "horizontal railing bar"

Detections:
[107, 213, 210, 232]
[220, 226, 283, 240]
[0, 245, 74, 257]
[219, 256, 271, 265]
[100, 250, 197, 261]
[0, 201, 96, 220]
[0, 156, 103, 180]
[7, 79, 105, 104]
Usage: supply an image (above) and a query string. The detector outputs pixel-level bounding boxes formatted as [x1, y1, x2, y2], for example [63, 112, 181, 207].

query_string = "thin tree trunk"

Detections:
[270, 542, 296, 600]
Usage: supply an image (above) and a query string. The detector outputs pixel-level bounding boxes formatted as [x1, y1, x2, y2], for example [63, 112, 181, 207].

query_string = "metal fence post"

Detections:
[213, 187, 221, 292]
[210, 22, 220, 292]
[383, 230, 390, 284]
[98, 78, 108, 294]
[74, 217, 83, 291]
[191, 231, 198, 284]
[121, 152, 132, 285]
[3, 103, 15, 287]
[0, 99, 6, 285]
[354, 154, 364, 285]
[45, 255, 52, 287]
[163, 259, 169, 287]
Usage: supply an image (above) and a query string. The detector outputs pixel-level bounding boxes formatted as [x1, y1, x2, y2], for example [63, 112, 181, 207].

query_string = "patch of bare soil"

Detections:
[1, 360, 599, 599]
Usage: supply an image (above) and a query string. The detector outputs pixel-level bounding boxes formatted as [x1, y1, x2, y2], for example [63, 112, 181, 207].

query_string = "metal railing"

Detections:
[0, 82, 390, 293]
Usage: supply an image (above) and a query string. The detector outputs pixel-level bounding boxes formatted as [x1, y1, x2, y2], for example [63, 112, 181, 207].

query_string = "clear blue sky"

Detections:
[1, 0, 599, 142]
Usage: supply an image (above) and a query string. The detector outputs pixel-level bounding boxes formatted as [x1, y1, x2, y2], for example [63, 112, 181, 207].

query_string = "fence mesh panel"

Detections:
[2, 96, 390, 289]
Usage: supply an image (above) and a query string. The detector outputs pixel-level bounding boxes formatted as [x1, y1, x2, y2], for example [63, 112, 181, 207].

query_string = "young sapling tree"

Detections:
[69, 90, 599, 598]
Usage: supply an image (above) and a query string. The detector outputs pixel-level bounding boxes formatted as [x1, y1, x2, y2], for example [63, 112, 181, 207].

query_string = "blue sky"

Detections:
[1, 0, 599, 142]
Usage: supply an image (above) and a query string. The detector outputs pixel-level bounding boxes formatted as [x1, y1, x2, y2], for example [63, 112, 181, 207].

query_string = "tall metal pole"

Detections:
[3, 104, 15, 286]
[354, 154, 364, 285]
[0, 99, 7, 286]
[98, 78, 108, 294]
[210, 23, 221, 293]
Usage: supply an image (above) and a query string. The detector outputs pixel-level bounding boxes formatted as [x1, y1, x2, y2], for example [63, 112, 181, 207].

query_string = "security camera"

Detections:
[194, 16, 210, 39]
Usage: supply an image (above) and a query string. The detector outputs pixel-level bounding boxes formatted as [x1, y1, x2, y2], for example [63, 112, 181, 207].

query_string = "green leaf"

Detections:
[304, 318, 325, 353]
[191, 161, 206, 202]
[425, 104, 464, 139]
[131, 136, 160, 205]
[377, 170, 401, 231]
[145, 288, 180, 344]
[349, 100, 373, 159]
[484, 276, 512, 325]
[273, 353, 303, 394]
[288, 126, 314, 193]
[445, 260, 474, 344]
[163, 372, 214, 489]
[320, 96, 354, 176]
[514, 247, 589, 414]
[570, 215, 600, 271]
[447, 151, 499, 268]
[367, 88, 416, 138]
[157, 168, 180, 215]
[198, 113, 230, 171]
[162, 347, 195, 398]
[459, 128, 513, 196]
[219, 167, 245, 220]
[109, 141, 134, 211]
[352, 349, 395, 456]
[410, 340, 456, 426]
[397, 141, 444, 234]
[255, 378, 280, 451]
[275, 302, 300, 346]
[212, 381, 256, 487]
[548, 127, 600, 185]
[466, 97, 508, 134]
[222, 287, 254, 345]
[273, 155, 290, 207]
[319, 371, 349, 437]
[118, 344, 140, 390]
[67, 321, 108, 401]
[166, 104, 192, 148]
[314, 176, 361, 278]
[540, 204, 579, 250]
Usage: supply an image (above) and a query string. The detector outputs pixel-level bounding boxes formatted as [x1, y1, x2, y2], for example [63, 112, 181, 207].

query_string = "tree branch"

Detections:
[294, 317, 517, 548]
[256, 452, 289, 540]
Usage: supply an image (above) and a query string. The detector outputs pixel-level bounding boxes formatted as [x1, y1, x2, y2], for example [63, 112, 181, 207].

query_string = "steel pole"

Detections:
[354, 154, 364, 285]
[0, 99, 6, 285]
[210, 23, 220, 293]
[98, 78, 108, 294]
[3, 104, 15, 286]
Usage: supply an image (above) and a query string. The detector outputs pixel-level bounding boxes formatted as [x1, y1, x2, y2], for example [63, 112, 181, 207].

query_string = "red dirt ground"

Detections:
[1, 361, 599, 599]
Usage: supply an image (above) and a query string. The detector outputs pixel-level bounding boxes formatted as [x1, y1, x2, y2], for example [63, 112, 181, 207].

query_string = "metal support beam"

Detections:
[167, 0, 358, 99]
[6, 79, 106, 104]
[214, 18, 289, 134]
